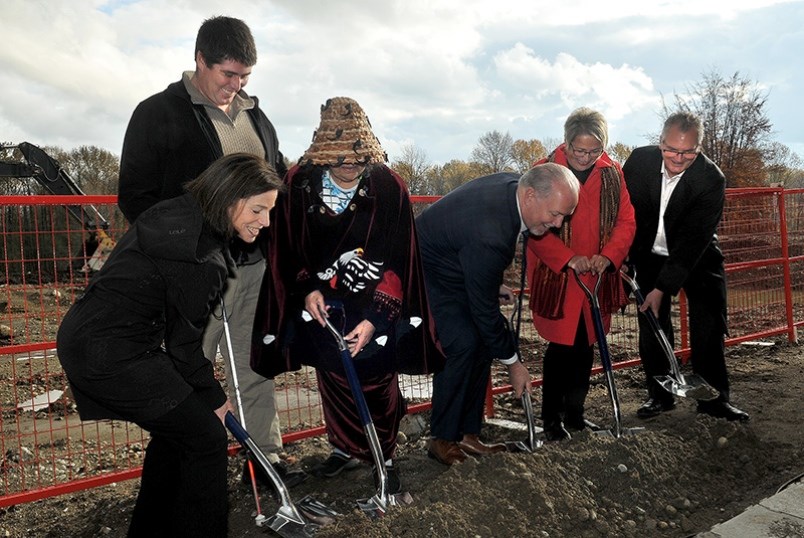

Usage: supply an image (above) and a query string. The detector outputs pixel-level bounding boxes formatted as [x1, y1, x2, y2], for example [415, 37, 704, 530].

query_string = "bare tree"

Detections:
[0, 143, 38, 195]
[470, 130, 514, 174]
[51, 145, 120, 195]
[763, 142, 804, 187]
[666, 70, 772, 186]
[510, 139, 547, 173]
[391, 144, 432, 195]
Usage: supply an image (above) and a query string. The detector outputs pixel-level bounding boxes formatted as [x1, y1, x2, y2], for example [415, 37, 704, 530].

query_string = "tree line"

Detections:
[395, 70, 804, 194]
[1, 69, 802, 199]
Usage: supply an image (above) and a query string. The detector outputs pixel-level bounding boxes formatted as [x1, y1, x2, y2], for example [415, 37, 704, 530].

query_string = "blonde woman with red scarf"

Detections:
[527, 107, 636, 441]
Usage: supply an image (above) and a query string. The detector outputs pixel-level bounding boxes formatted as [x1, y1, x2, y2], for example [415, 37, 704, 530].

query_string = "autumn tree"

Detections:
[470, 130, 514, 174]
[607, 142, 634, 165]
[763, 142, 804, 187]
[666, 69, 772, 187]
[510, 139, 547, 173]
[428, 159, 483, 195]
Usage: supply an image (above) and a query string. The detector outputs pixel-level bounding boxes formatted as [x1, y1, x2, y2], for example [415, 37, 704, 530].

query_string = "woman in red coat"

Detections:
[527, 107, 635, 441]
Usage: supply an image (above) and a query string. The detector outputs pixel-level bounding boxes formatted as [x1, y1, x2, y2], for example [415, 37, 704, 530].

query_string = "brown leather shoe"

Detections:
[457, 434, 507, 456]
[427, 438, 468, 465]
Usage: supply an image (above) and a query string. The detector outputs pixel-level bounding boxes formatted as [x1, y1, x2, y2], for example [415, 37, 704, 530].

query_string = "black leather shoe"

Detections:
[543, 421, 571, 442]
[564, 414, 586, 432]
[636, 397, 676, 419]
[697, 401, 750, 422]
[311, 452, 360, 478]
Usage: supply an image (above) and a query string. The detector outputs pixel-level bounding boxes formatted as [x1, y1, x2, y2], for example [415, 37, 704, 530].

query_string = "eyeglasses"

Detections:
[568, 143, 603, 159]
[660, 146, 699, 158]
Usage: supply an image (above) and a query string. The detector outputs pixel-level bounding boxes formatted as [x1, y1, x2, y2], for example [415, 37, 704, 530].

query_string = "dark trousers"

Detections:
[635, 253, 730, 402]
[541, 317, 594, 424]
[128, 393, 229, 538]
[430, 329, 492, 441]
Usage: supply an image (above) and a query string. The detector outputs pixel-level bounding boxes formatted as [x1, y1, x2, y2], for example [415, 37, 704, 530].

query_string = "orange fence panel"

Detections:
[1, 188, 801, 506]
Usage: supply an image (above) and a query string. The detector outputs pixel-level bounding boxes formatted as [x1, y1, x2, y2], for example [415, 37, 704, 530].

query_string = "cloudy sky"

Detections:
[2, 0, 803, 166]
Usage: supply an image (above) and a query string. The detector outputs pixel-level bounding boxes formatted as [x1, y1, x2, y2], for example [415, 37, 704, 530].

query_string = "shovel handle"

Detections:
[618, 268, 683, 380]
[225, 412, 305, 522]
[574, 270, 623, 437]
[322, 314, 373, 428]
[573, 272, 613, 371]
[321, 301, 395, 505]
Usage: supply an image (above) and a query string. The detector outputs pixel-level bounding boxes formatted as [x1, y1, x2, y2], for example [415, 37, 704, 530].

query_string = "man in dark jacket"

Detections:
[623, 111, 749, 422]
[117, 15, 304, 489]
[416, 164, 580, 465]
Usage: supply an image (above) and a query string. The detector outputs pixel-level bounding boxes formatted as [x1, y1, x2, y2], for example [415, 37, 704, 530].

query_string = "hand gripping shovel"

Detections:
[574, 271, 644, 438]
[618, 268, 719, 401]
[220, 299, 337, 537]
[321, 304, 413, 519]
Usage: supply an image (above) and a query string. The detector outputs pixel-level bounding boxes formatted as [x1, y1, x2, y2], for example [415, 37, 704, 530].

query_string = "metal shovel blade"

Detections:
[619, 267, 720, 402]
[263, 507, 319, 538]
[296, 496, 340, 527]
[592, 425, 646, 438]
[656, 373, 720, 401]
[506, 393, 543, 453]
[225, 413, 333, 537]
[357, 491, 414, 519]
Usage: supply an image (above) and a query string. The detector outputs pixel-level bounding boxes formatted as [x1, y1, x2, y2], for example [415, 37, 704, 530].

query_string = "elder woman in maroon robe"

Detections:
[251, 97, 442, 494]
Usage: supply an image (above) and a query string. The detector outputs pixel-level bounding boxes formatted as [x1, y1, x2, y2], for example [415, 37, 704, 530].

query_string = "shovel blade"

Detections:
[593, 426, 646, 439]
[297, 495, 339, 526]
[264, 512, 319, 538]
[357, 491, 414, 519]
[656, 374, 719, 401]
[505, 441, 541, 453]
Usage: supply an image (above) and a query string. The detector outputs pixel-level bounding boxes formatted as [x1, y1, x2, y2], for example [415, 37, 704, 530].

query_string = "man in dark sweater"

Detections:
[117, 15, 304, 490]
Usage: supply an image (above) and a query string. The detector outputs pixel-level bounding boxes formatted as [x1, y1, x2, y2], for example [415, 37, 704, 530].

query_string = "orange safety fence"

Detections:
[0, 188, 801, 506]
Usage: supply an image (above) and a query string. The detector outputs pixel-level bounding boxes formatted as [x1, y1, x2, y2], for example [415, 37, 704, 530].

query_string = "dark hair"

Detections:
[662, 111, 704, 146]
[185, 154, 284, 237]
[195, 16, 257, 67]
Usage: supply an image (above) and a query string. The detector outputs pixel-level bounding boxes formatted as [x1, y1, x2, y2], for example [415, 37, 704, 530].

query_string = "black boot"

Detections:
[543, 420, 571, 442]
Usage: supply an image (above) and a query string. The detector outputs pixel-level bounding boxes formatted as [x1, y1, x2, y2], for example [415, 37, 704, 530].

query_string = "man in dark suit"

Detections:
[417, 163, 580, 465]
[623, 111, 749, 422]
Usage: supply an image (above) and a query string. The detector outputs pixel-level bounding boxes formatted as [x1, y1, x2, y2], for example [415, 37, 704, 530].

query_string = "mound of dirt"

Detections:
[1, 338, 802, 537]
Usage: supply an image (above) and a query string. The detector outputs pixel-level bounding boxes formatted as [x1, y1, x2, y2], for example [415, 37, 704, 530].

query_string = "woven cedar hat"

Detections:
[300, 97, 387, 166]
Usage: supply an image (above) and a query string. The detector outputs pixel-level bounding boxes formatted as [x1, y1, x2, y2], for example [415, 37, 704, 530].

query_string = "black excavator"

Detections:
[0, 141, 116, 272]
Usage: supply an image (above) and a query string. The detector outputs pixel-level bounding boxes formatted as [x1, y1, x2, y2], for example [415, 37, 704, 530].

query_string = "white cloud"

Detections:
[0, 0, 802, 165]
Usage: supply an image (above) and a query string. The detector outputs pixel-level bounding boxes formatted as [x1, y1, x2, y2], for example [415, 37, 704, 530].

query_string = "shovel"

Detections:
[501, 234, 542, 453]
[321, 303, 413, 519]
[618, 268, 719, 401]
[574, 271, 644, 438]
[220, 299, 337, 536]
[500, 281, 542, 453]
[225, 414, 335, 537]
[504, 393, 543, 452]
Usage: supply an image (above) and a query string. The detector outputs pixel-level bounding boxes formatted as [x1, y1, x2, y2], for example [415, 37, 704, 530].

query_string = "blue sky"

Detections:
[1, 0, 802, 166]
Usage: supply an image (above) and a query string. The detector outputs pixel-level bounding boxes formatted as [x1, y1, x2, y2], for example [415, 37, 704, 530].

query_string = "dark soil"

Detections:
[1, 338, 802, 537]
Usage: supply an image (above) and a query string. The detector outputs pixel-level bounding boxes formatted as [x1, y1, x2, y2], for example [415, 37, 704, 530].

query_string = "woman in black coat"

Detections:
[56, 153, 283, 537]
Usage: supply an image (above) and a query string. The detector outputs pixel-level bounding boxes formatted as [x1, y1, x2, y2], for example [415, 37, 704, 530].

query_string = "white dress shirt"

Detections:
[651, 161, 685, 256]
